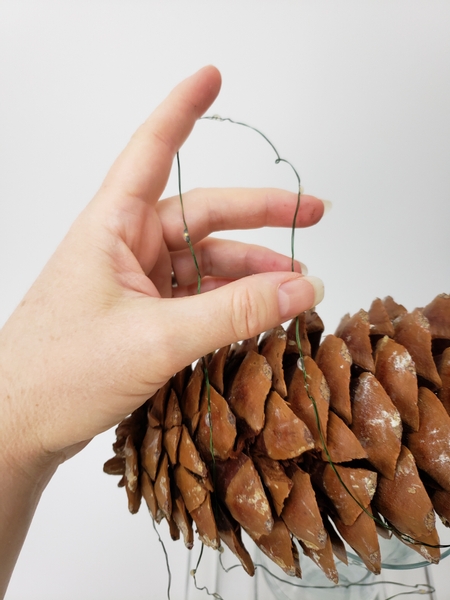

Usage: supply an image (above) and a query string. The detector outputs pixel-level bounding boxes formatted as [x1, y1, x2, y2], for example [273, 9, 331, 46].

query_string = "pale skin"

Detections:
[0, 66, 325, 597]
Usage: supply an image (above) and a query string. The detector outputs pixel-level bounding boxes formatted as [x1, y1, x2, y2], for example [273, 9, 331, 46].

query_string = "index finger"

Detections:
[96, 66, 222, 208]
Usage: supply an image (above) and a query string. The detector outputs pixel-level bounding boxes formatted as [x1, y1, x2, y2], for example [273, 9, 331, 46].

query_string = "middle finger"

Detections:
[157, 188, 326, 251]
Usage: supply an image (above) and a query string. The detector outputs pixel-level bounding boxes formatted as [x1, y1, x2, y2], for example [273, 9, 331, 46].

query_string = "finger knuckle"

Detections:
[229, 286, 266, 341]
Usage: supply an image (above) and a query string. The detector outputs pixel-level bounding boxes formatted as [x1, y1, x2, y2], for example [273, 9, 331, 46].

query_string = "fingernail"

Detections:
[305, 275, 325, 305]
[321, 199, 332, 215]
[293, 261, 308, 275]
[278, 276, 324, 319]
[300, 262, 308, 275]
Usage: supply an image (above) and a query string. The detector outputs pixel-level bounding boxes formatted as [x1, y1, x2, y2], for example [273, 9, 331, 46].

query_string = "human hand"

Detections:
[0, 66, 325, 473]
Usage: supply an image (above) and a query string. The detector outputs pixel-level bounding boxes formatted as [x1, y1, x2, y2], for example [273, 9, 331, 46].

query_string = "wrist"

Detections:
[0, 360, 61, 490]
[0, 364, 61, 599]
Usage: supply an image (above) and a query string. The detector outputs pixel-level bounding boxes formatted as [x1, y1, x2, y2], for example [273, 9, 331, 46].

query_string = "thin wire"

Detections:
[176, 152, 202, 295]
[190, 544, 224, 600]
[177, 150, 216, 481]
[200, 115, 302, 273]
[152, 519, 172, 600]
[218, 553, 435, 599]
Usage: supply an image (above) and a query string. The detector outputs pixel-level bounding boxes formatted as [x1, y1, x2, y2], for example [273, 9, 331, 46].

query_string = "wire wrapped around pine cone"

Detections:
[104, 293, 450, 581]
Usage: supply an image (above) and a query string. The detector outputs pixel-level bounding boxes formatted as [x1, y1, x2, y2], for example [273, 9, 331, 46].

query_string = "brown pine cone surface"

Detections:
[104, 294, 450, 581]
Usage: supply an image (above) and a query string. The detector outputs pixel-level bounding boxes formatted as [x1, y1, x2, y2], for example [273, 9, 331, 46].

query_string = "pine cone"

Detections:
[104, 293, 450, 581]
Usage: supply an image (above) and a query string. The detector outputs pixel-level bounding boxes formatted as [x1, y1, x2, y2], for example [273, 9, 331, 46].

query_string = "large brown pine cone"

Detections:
[104, 293, 450, 582]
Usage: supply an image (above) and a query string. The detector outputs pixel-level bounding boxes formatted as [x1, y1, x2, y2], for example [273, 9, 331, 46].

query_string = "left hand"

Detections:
[0, 66, 325, 469]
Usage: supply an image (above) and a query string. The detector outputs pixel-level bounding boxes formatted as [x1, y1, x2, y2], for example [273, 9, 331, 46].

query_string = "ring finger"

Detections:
[170, 237, 307, 288]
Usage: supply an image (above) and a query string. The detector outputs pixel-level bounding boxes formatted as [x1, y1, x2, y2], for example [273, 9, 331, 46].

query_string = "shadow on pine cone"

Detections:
[104, 293, 450, 582]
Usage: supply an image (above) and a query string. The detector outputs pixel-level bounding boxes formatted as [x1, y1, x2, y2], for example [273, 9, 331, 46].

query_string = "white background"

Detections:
[1, 1, 450, 599]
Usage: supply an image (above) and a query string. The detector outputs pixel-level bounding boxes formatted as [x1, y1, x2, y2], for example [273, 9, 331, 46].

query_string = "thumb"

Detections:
[147, 272, 324, 376]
